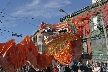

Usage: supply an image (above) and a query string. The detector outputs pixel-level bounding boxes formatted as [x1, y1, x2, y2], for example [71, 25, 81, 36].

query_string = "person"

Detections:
[79, 64, 90, 72]
[0, 65, 5, 72]
[61, 65, 65, 72]
[102, 63, 108, 72]
[93, 62, 101, 72]
[46, 66, 51, 72]
[28, 65, 36, 72]
[52, 65, 58, 72]
[65, 65, 71, 72]
[87, 63, 92, 72]
[100, 62, 104, 72]
[71, 62, 79, 72]
[57, 63, 61, 72]
[23, 64, 29, 72]
[42, 68, 46, 72]
[78, 57, 89, 72]
[23, 60, 31, 72]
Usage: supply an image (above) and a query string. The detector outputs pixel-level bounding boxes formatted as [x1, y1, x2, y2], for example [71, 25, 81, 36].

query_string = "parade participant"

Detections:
[45, 66, 51, 72]
[28, 65, 36, 72]
[0, 65, 5, 72]
[23, 61, 31, 72]
[23, 64, 29, 72]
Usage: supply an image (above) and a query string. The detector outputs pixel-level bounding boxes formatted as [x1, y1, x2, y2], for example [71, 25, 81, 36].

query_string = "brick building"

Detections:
[60, 0, 108, 63]
[31, 0, 108, 63]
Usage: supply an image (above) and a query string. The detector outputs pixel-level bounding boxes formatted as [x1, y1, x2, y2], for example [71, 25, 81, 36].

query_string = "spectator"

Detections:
[78, 57, 90, 72]
[102, 63, 108, 72]
[46, 66, 51, 72]
[52, 65, 58, 72]
[93, 62, 101, 72]
[65, 66, 71, 72]
[100, 62, 104, 72]
[57, 63, 61, 72]
[71, 62, 79, 72]
[87, 63, 92, 72]
[61, 65, 65, 72]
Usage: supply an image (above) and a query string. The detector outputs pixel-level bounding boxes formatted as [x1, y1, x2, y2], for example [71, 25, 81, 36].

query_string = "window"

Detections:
[93, 16, 98, 30]
[72, 24, 77, 34]
[39, 36, 42, 38]
[38, 45, 42, 52]
[35, 35, 37, 42]
[33, 37, 36, 43]
[90, 13, 101, 31]
[42, 44, 47, 51]
[38, 36, 42, 42]
[32, 35, 37, 43]
[83, 42, 87, 53]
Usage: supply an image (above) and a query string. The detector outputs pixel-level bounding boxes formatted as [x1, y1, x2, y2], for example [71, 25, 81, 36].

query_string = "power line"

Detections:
[0, 12, 41, 27]
[0, 28, 23, 43]
[0, 28, 22, 38]
[1, 0, 13, 12]
[0, 31, 11, 41]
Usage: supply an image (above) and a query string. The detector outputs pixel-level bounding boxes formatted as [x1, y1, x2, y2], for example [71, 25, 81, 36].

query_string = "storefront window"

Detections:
[83, 42, 87, 52]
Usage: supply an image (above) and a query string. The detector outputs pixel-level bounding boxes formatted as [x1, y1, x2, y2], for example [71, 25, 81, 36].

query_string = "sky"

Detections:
[0, 0, 91, 43]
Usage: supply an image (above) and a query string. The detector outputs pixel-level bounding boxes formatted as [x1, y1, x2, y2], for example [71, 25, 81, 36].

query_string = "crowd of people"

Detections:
[0, 57, 108, 72]
[38, 58, 108, 72]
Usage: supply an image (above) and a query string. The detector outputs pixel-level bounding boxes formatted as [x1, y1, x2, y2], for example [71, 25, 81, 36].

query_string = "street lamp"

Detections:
[59, 9, 68, 15]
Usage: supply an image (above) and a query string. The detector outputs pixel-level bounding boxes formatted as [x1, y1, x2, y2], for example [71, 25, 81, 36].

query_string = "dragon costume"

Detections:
[0, 13, 93, 71]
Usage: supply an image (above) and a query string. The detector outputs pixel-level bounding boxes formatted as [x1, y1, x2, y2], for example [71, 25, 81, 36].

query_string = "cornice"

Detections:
[60, 0, 108, 22]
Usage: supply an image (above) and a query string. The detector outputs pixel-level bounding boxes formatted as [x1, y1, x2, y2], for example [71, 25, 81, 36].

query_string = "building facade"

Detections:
[60, 0, 108, 64]
[31, 30, 54, 54]
[31, 0, 108, 63]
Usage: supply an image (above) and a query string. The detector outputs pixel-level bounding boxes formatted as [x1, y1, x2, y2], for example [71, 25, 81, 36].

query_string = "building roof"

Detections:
[60, 0, 108, 22]
[30, 30, 39, 37]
